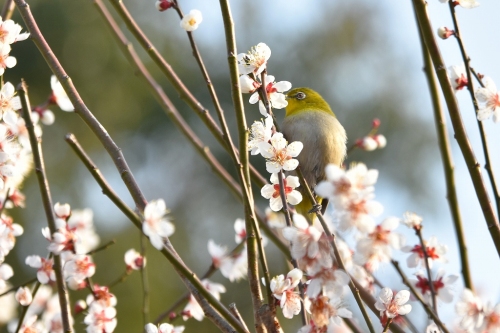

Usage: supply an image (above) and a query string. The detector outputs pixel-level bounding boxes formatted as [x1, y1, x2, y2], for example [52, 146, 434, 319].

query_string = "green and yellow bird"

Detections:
[282, 87, 347, 217]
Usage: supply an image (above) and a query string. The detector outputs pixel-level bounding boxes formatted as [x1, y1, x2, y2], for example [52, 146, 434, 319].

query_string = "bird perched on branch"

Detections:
[282, 87, 347, 217]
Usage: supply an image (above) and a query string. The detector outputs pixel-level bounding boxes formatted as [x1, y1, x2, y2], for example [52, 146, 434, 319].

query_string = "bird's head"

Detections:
[284, 87, 335, 118]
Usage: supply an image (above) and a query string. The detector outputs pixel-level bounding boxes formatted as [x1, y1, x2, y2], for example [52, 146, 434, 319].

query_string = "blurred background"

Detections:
[2, 0, 500, 331]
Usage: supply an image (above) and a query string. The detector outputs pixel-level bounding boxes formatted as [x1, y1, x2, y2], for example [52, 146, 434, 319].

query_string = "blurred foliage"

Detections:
[1, 0, 441, 332]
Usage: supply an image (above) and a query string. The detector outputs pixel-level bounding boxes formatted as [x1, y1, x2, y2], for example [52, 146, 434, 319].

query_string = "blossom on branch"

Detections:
[50, 76, 75, 112]
[258, 132, 303, 173]
[237, 43, 271, 76]
[401, 236, 448, 268]
[475, 77, 500, 123]
[25, 255, 55, 284]
[124, 249, 146, 271]
[249, 74, 291, 116]
[247, 115, 273, 155]
[411, 269, 458, 304]
[261, 173, 302, 211]
[448, 64, 468, 91]
[142, 199, 175, 250]
[180, 10, 202, 32]
[269, 268, 303, 319]
[375, 288, 412, 319]
[145, 323, 185, 333]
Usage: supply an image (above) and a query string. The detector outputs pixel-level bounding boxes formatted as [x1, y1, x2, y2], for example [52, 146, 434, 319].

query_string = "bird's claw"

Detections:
[308, 204, 322, 214]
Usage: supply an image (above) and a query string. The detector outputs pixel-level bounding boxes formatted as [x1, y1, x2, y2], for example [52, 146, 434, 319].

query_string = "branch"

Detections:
[412, 3, 472, 289]
[412, 0, 500, 257]
[17, 81, 73, 333]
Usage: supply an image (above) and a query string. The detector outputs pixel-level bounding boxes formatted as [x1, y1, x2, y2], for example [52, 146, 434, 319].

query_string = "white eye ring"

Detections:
[296, 92, 306, 100]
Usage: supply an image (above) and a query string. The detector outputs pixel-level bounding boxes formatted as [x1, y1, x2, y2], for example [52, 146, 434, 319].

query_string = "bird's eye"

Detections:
[296, 92, 306, 100]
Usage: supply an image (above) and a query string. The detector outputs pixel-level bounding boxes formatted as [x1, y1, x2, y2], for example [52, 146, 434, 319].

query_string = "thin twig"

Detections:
[416, 229, 438, 313]
[447, 2, 500, 220]
[412, 0, 500, 256]
[17, 81, 73, 333]
[140, 234, 149, 325]
[295, 168, 376, 333]
[229, 303, 251, 332]
[391, 260, 450, 333]
[1, 0, 15, 20]
[0, 277, 37, 297]
[15, 281, 41, 333]
[412, 2, 472, 290]
[85, 239, 116, 256]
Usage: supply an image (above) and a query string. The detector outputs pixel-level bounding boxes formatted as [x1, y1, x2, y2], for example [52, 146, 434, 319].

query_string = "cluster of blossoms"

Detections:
[238, 43, 292, 116]
[448, 64, 500, 124]
[207, 219, 249, 283]
[354, 119, 387, 152]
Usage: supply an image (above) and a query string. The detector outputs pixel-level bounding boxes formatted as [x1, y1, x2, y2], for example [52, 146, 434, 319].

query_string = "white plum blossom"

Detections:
[455, 289, 484, 332]
[258, 132, 303, 173]
[67, 208, 100, 253]
[182, 279, 226, 321]
[0, 43, 16, 75]
[54, 202, 71, 220]
[282, 214, 332, 274]
[0, 263, 13, 289]
[306, 295, 352, 330]
[375, 288, 412, 319]
[84, 302, 117, 333]
[42, 218, 77, 255]
[142, 199, 175, 250]
[50, 75, 74, 111]
[355, 217, 404, 272]
[237, 43, 271, 76]
[145, 323, 185, 333]
[270, 269, 303, 319]
[315, 163, 383, 234]
[179, 9, 202, 32]
[0, 82, 21, 123]
[207, 240, 247, 282]
[25, 255, 55, 284]
[448, 63, 468, 91]
[475, 77, 500, 123]
[446, 0, 480, 8]
[0, 214, 23, 261]
[249, 74, 291, 116]
[261, 173, 302, 211]
[0, 18, 30, 44]
[402, 211, 422, 230]
[247, 115, 273, 155]
[239, 75, 260, 93]
[412, 269, 458, 304]
[124, 249, 146, 271]
[234, 218, 246, 244]
[401, 236, 448, 269]
[64, 254, 96, 290]
[307, 267, 350, 299]
[482, 303, 500, 332]
[15, 286, 32, 306]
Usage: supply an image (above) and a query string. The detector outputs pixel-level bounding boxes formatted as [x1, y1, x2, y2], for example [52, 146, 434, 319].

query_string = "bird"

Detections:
[281, 87, 347, 218]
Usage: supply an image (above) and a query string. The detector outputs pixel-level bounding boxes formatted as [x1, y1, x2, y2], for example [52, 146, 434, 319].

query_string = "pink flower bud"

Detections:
[74, 300, 87, 314]
[359, 137, 377, 151]
[155, 0, 173, 12]
[372, 118, 381, 129]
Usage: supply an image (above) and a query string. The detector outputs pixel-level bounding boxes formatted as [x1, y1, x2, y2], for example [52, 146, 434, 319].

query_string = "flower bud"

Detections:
[437, 27, 454, 40]
[357, 137, 377, 151]
[372, 118, 381, 129]
[239, 75, 261, 93]
[373, 134, 387, 149]
[155, 0, 173, 12]
[74, 300, 87, 314]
